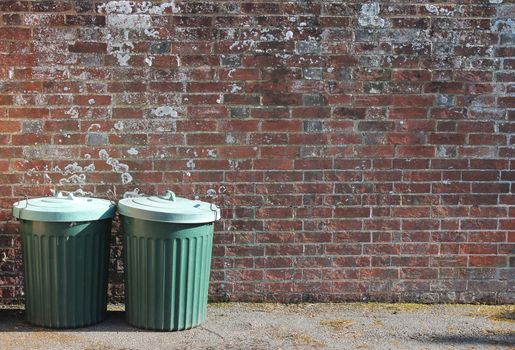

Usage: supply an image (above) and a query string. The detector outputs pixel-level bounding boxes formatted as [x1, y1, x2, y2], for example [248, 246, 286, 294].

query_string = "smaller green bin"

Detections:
[118, 190, 220, 331]
[12, 192, 116, 328]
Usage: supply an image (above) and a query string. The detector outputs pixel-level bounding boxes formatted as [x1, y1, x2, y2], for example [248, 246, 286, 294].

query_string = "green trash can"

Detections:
[12, 192, 116, 328]
[118, 190, 220, 331]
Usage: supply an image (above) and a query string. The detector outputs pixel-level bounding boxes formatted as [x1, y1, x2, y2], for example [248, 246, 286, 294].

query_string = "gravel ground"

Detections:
[0, 303, 513, 350]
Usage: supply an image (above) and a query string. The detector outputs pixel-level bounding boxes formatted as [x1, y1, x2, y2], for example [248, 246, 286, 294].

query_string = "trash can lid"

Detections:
[12, 192, 116, 222]
[117, 190, 221, 224]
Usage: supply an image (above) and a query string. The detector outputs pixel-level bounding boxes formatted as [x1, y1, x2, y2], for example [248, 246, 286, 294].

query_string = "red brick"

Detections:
[0, 121, 20, 133]
[8, 108, 48, 119]
[396, 146, 435, 157]
[469, 256, 507, 267]
[68, 42, 107, 53]
[393, 70, 431, 81]
[460, 244, 497, 254]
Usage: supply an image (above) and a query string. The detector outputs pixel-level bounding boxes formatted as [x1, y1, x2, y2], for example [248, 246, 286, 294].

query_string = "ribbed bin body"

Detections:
[20, 219, 111, 328]
[121, 216, 213, 331]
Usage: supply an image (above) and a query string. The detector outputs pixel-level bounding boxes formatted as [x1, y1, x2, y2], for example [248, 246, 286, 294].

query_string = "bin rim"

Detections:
[117, 190, 220, 224]
[12, 192, 116, 222]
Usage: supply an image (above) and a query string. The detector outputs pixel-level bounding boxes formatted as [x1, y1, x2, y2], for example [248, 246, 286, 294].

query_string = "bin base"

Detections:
[26, 315, 106, 329]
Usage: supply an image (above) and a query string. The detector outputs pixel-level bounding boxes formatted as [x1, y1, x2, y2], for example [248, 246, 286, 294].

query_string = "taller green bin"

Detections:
[118, 190, 220, 331]
[12, 192, 116, 328]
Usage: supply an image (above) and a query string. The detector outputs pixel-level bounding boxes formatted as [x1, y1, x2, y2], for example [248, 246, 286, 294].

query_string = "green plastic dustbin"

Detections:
[118, 190, 220, 331]
[12, 192, 116, 328]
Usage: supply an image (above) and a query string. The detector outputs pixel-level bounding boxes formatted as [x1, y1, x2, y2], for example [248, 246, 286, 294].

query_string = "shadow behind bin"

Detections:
[118, 191, 220, 331]
[12, 193, 116, 328]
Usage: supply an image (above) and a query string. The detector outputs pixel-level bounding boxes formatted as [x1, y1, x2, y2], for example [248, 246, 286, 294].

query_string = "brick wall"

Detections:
[0, 0, 513, 304]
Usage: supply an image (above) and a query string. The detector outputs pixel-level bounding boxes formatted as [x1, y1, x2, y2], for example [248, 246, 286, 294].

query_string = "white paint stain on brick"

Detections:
[114, 121, 124, 130]
[358, 3, 385, 28]
[99, 149, 133, 185]
[14, 95, 28, 105]
[121, 173, 133, 184]
[87, 123, 101, 131]
[127, 147, 139, 155]
[98, 0, 180, 15]
[109, 40, 134, 66]
[43, 173, 52, 183]
[151, 106, 179, 118]
[99, 149, 110, 160]
[228, 160, 239, 170]
[65, 106, 79, 119]
[186, 159, 196, 169]
[144, 55, 154, 66]
[63, 162, 83, 175]
[229, 39, 255, 51]
[226, 134, 236, 144]
[491, 18, 515, 32]
[59, 174, 86, 185]
[284, 30, 294, 40]
[107, 157, 129, 173]
[108, 14, 151, 29]
[230, 84, 242, 93]
[25, 166, 36, 177]
[424, 4, 456, 16]
[144, 28, 160, 38]
[97, 1, 133, 14]
[156, 1, 180, 14]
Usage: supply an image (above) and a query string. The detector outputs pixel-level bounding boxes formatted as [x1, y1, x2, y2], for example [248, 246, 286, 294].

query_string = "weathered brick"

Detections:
[0, 1, 511, 305]
[220, 54, 241, 67]
[297, 41, 320, 54]
[86, 132, 108, 146]
[302, 67, 323, 80]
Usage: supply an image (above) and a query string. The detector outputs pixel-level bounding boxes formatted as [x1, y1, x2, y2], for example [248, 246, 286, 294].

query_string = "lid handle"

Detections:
[162, 190, 176, 201]
[54, 191, 74, 200]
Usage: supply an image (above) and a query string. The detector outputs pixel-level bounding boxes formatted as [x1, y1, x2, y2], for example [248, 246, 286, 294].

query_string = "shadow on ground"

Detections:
[418, 334, 515, 348]
[0, 309, 143, 333]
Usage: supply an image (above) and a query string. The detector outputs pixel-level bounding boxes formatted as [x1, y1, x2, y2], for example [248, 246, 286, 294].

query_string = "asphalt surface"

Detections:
[0, 303, 513, 349]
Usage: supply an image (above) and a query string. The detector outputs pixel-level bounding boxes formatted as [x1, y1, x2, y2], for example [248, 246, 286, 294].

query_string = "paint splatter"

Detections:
[99, 149, 133, 185]
[358, 3, 385, 28]
[65, 106, 79, 119]
[186, 159, 196, 169]
[59, 174, 86, 185]
[121, 172, 133, 184]
[151, 106, 179, 118]
[127, 147, 139, 155]
[424, 4, 456, 16]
